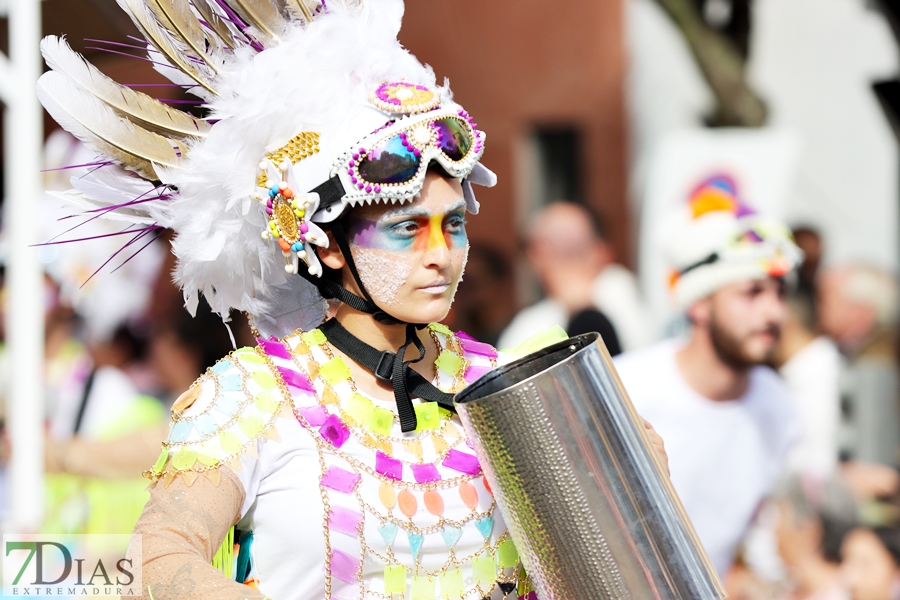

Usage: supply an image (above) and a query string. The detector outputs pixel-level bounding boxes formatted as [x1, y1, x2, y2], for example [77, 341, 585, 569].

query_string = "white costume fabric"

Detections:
[614, 340, 799, 577]
[779, 336, 842, 476]
[498, 264, 654, 352]
[148, 324, 519, 600]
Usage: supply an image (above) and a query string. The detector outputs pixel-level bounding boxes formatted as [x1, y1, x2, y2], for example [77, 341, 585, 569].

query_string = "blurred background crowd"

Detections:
[2, 0, 900, 598]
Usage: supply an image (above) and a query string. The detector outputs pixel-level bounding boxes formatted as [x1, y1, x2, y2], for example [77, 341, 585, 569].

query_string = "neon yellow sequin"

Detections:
[473, 555, 495, 584]
[411, 575, 436, 600]
[345, 393, 374, 425]
[440, 568, 464, 599]
[497, 539, 519, 568]
[301, 329, 327, 347]
[368, 407, 394, 437]
[383, 565, 406, 594]
[320, 357, 352, 384]
[435, 349, 464, 376]
[414, 402, 440, 431]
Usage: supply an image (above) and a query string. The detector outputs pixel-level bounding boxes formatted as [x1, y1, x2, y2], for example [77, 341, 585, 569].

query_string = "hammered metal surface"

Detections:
[456, 335, 725, 600]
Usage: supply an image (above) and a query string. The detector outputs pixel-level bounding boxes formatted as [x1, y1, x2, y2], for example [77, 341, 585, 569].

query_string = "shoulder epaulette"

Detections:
[145, 345, 298, 487]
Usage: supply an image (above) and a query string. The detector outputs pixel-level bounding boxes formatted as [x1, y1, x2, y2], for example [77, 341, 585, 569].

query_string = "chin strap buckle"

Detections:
[373, 351, 395, 382]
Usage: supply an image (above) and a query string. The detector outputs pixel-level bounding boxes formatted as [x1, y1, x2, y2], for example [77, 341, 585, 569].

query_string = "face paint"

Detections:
[347, 199, 468, 253]
[350, 247, 414, 307]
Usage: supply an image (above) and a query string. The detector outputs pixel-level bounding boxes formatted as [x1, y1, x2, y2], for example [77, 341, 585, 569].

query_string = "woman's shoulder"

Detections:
[425, 323, 499, 391]
[147, 340, 311, 486]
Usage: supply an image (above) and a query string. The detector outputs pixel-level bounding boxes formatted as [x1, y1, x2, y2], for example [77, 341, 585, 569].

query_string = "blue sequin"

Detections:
[377, 522, 398, 546]
[168, 420, 194, 443]
[441, 526, 462, 548]
[211, 360, 233, 376]
[475, 516, 493, 539]
[212, 392, 240, 416]
[195, 412, 219, 437]
[219, 374, 241, 392]
[407, 532, 424, 559]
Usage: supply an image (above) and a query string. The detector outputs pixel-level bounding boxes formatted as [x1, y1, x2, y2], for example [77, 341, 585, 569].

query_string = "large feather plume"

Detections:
[144, 0, 225, 72]
[162, 0, 430, 326]
[41, 36, 210, 141]
[39, 0, 478, 338]
[116, 0, 219, 95]
[278, 0, 315, 22]
[191, 0, 242, 49]
[220, 0, 288, 44]
[37, 72, 184, 181]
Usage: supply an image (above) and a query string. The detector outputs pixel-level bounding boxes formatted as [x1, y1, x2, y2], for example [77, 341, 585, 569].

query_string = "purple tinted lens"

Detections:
[357, 136, 421, 184]
[433, 118, 472, 161]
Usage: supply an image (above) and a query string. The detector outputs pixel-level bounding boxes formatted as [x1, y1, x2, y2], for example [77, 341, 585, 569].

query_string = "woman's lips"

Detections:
[419, 281, 450, 294]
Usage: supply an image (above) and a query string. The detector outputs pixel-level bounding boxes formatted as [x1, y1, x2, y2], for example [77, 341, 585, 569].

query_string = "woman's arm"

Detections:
[125, 467, 266, 600]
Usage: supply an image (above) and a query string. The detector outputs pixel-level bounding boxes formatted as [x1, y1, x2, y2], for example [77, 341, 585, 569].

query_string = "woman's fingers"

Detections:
[642, 417, 669, 475]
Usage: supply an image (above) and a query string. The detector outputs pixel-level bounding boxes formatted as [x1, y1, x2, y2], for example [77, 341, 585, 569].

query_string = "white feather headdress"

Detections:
[37, 0, 492, 338]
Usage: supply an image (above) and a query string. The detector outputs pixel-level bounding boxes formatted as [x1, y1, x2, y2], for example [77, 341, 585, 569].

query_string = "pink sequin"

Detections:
[257, 337, 291, 359]
[298, 405, 329, 427]
[459, 338, 498, 358]
[330, 548, 359, 584]
[410, 463, 442, 484]
[277, 366, 313, 392]
[455, 330, 476, 342]
[320, 414, 350, 448]
[464, 365, 491, 383]
[442, 449, 481, 476]
[320, 466, 360, 494]
[328, 505, 363, 536]
[375, 451, 403, 481]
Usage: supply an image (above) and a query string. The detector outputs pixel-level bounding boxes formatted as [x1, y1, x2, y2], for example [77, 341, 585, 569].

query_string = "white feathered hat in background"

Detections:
[667, 174, 802, 310]
[40, 130, 164, 344]
[36, 0, 495, 339]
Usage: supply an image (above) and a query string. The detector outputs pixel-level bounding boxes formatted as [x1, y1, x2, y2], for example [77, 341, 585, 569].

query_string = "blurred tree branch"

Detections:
[654, 0, 768, 127]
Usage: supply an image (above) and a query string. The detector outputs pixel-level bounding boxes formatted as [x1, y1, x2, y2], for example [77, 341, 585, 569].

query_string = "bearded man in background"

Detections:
[614, 186, 802, 579]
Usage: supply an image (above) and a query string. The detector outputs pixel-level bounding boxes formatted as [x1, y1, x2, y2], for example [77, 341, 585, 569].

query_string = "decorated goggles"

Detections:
[334, 107, 486, 207]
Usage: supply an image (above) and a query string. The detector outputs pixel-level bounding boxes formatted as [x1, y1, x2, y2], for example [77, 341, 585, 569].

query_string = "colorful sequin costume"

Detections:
[31, 0, 540, 598]
[138, 323, 530, 599]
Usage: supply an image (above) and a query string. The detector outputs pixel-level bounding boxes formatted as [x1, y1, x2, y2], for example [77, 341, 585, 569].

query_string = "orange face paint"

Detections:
[347, 200, 467, 253]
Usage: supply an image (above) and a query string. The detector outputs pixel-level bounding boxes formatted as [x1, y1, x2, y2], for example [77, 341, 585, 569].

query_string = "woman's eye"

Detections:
[389, 221, 419, 237]
[445, 215, 466, 232]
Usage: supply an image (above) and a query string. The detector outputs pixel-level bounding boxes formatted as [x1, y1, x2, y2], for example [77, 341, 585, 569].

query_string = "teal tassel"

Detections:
[235, 530, 255, 584]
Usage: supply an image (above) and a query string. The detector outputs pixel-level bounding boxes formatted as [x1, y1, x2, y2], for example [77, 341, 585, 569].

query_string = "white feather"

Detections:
[41, 35, 210, 140]
[37, 72, 184, 181]
[116, 0, 219, 95]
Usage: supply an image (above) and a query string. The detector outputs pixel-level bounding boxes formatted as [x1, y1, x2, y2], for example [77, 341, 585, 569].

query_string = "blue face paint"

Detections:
[347, 199, 468, 253]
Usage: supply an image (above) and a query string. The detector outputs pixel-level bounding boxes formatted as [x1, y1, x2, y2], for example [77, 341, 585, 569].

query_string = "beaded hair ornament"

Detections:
[36, 0, 494, 338]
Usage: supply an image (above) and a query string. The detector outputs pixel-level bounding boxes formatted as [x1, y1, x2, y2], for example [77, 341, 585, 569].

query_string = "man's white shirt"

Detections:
[614, 339, 799, 577]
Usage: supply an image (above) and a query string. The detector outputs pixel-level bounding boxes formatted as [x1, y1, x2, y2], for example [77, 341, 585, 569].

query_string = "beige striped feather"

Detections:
[41, 36, 210, 141]
[38, 72, 185, 181]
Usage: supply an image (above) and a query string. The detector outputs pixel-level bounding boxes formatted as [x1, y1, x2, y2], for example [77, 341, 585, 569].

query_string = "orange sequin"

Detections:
[379, 482, 396, 510]
[459, 482, 478, 510]
[398, 489, 418, 518]
[424, 490, 444, 516]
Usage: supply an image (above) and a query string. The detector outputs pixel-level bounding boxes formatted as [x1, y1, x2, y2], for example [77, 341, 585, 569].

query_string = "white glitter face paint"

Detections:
[350, 247, 415, 307]
[448, 243, 470, 306]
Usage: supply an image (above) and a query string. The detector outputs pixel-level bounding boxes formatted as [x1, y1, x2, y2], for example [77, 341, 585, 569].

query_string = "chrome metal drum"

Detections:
[455, 333, 725, 600]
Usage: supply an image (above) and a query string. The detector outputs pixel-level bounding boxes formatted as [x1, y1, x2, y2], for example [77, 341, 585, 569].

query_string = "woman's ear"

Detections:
[318, 230, 346, 270]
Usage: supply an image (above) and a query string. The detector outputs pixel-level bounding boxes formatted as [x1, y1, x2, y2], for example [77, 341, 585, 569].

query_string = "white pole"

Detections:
[3, 0, 45, 532]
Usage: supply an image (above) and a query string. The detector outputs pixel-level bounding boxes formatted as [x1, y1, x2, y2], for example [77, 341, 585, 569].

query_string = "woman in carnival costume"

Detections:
[37, 1, 666, 598]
